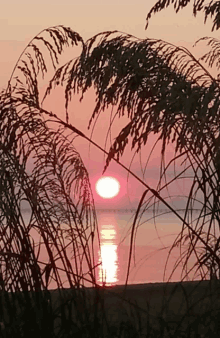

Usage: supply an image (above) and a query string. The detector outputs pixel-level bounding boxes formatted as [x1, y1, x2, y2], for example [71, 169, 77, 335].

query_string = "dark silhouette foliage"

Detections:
[44, 28, 220, 281]
[146, 0, 220, 31]
[0, 26, 100, 293]
[1, 18, 220, 292]
[1, 4, 220, 335]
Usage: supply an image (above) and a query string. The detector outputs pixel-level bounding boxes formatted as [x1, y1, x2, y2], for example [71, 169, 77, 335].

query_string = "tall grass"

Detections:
[0, 24, 220, 337]
[0, 26, 106, 336]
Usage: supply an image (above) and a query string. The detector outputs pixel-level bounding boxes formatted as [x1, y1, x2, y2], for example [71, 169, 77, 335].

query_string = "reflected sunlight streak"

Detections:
[99, 224, 118, 286]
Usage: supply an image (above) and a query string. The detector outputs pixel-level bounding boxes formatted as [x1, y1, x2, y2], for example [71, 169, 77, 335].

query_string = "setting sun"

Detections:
[95, 176, 120, 199]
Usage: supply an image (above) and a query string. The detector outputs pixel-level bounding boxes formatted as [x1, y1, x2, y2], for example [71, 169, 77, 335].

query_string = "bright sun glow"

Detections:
[95, 176, 120, 199]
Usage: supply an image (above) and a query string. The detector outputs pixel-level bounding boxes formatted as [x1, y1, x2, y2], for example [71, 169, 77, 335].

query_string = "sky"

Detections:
[1, 0, 219, 210]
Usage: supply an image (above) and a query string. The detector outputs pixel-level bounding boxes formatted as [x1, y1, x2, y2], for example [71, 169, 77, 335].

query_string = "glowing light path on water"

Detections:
[98, 223, 118, 285]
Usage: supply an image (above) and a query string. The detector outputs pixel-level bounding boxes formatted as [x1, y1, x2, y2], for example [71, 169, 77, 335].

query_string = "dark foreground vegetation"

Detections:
[1, 0, 220, 336]
[1, 280, 220, 337]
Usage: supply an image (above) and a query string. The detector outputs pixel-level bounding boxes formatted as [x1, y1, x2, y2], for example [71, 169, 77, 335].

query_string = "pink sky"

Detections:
[0, 0, 218, 210]
[2, 1, 218, 285]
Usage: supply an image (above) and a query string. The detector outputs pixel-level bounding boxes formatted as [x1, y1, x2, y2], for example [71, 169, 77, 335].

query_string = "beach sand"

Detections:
[2, 280, 220, 336]
[47, 279, 220, 336]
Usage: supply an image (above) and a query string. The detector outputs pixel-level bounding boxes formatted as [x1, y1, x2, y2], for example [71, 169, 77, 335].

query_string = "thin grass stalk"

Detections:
[43, 108, 220, 283]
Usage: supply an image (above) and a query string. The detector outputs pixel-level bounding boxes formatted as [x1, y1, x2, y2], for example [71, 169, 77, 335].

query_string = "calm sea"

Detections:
[21, 209, 200, 289]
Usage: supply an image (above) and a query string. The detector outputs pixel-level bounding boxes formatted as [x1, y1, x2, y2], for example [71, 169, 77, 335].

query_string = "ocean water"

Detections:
[96, 210, 197, 286]
[19, 209, 200, 289]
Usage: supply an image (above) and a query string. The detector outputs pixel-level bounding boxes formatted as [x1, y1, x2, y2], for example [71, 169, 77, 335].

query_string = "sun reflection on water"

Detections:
[99, 223, 118, 286]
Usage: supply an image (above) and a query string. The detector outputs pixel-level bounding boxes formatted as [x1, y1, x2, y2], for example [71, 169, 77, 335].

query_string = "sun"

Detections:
[95, 176, 120, 199]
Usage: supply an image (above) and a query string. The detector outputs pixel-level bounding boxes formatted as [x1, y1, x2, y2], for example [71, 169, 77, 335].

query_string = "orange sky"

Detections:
[1, 0, 219, 209]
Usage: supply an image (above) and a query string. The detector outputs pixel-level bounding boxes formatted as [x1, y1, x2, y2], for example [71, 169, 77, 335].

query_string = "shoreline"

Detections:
[2, 279, 220, 336]
[43, 279, 220, 317]
[45, 279, 220, 335]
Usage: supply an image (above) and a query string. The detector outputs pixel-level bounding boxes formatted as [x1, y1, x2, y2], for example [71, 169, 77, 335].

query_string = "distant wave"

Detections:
[21, 208, 201, 214]
[95, 208, 201, 214]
